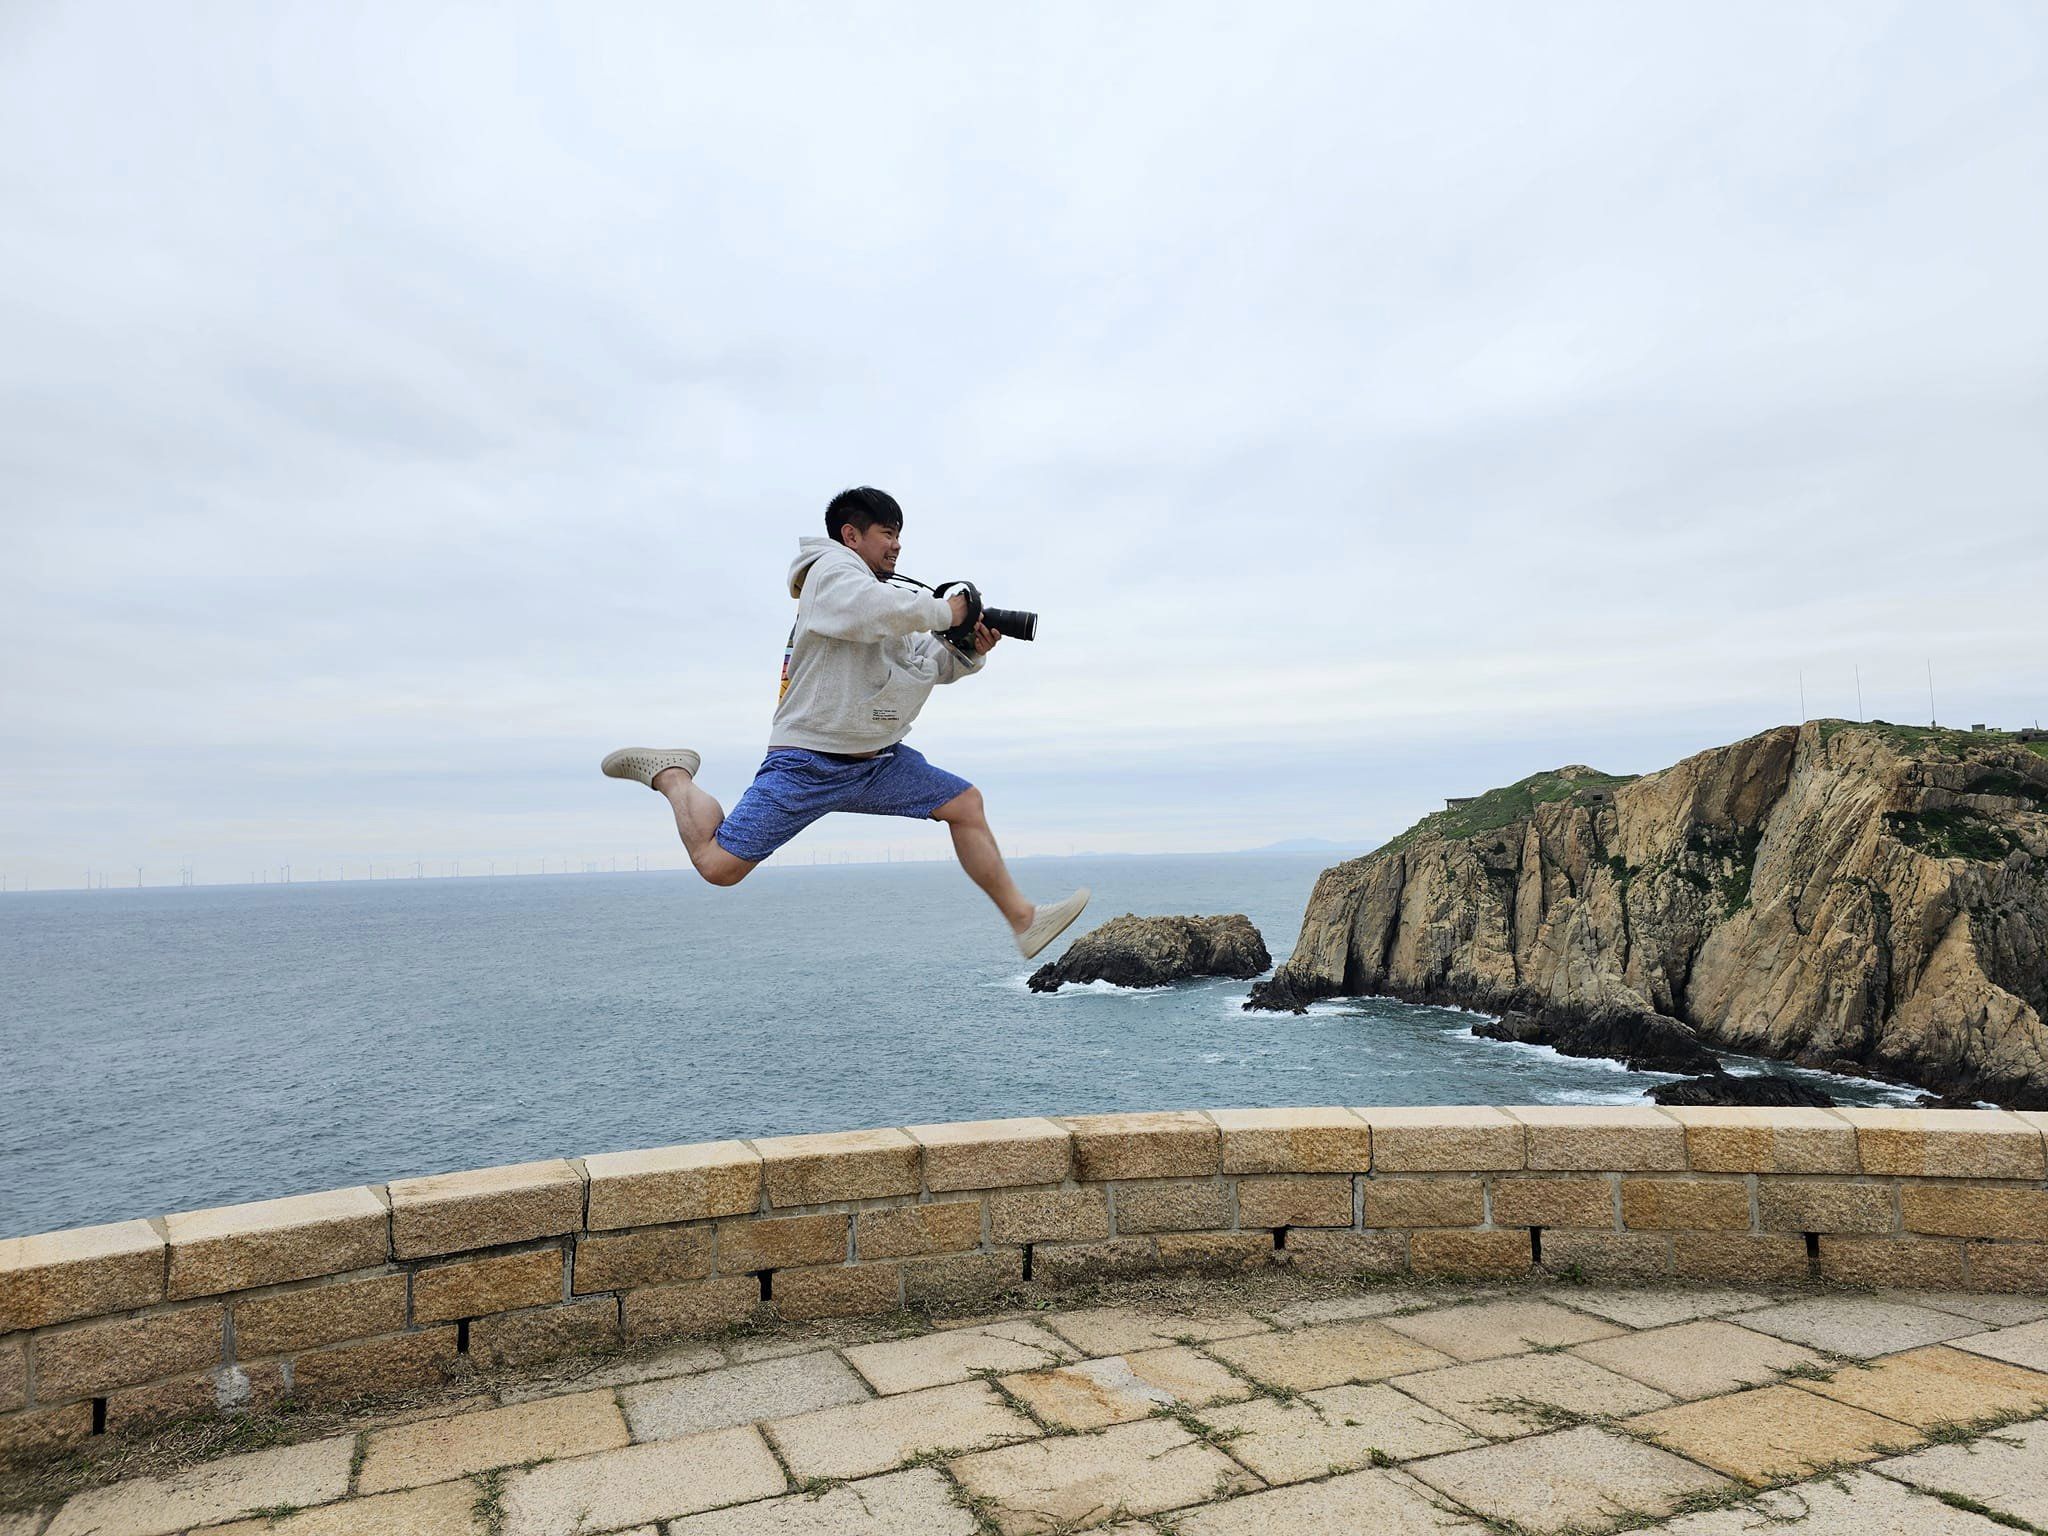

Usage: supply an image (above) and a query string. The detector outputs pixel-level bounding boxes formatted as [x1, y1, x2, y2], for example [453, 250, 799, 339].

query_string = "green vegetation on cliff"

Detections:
[1383, 767, 1637, 853]
[1885, 807, 2020, 862]
[1817, 718, 2043, 760]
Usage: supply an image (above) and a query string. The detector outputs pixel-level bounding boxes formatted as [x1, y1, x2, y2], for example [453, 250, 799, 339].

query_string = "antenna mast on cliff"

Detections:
[1798, 670, 1806, 723]
[1927, 659, 1937, 726]
[1855, 665, 1864, 720]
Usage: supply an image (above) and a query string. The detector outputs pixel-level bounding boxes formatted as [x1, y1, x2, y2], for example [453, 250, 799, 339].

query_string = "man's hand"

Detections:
[972, 621, 1001, 654]
[947, 591, 972, 627]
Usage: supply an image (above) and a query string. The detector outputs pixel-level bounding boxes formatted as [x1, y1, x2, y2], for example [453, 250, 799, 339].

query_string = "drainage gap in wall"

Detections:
[758, 1270, 774, 1303]
[1273, 1227, 1288, 1251]
[1804, 1231, 1820, 1277]
[1022, 1244, 1034, 1282]
[1530, 1228, 1544, 1265]
[91, 1398, 107, 1435]
[456, 1319, 471, 1355]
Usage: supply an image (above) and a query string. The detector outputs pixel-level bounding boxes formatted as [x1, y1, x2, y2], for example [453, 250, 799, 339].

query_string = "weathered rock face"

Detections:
[1247, 723, 2048, 1106]
[1029, 914, 1271, 993]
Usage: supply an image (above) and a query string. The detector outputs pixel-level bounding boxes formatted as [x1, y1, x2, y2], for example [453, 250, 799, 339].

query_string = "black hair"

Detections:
[826, 486, 903, 545]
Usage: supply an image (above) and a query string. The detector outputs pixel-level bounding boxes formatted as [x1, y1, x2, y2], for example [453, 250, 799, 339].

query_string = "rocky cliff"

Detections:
[1248, 723, 2048, 1106]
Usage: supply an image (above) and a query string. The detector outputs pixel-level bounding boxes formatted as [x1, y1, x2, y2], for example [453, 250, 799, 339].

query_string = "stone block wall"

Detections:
[5, 1104, 2048, 1456]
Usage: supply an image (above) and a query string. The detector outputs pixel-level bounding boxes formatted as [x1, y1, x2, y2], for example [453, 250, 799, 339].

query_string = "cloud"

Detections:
[3, 2, 2045, 885]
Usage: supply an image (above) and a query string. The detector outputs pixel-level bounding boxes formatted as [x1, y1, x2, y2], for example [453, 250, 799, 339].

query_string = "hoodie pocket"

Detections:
[859, 666, 931, 728]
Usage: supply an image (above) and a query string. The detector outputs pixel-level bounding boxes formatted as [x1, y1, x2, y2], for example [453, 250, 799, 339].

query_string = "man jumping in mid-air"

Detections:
[602, 486, 1090, 958]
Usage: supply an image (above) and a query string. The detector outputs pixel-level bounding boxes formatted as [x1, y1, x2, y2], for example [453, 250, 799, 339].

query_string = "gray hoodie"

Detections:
[770, 537, 985, 754]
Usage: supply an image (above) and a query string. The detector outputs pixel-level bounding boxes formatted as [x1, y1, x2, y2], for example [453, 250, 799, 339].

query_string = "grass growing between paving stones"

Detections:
[943, 1472, 1006, 1536]
[470, 1468, 508, 1536]
[1916, 1406, 2038, 1447]
[968, 1365, 1086, 1438]
[1151, 1402, 1245, 1450]
[1776, 1360, 1836, 1382]
[1921, 1487, 2048, 1534]
[1193, 1344, 1305, 1406]
[1481, 1396, 1606, 1435]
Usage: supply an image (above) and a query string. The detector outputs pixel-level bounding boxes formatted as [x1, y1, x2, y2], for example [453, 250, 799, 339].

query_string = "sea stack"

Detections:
[1029, 913, 1271, 992]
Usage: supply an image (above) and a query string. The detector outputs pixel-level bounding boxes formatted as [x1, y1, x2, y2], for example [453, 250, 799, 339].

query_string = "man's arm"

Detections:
[914, 621, 998, 683]
[804, 562, 959, 643]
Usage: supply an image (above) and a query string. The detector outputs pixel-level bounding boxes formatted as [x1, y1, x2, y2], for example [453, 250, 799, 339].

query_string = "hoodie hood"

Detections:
[788, 536, 867, 598]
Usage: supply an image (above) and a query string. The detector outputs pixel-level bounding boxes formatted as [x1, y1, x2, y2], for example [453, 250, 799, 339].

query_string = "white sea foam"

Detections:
[1545, 1087, 1657, 1106]
[987, 972, 1173, 998]
[1447, 1026, 1683, 1080]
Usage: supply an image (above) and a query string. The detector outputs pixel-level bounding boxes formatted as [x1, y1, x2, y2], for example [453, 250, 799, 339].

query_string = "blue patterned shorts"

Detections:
[713, 744, 972, 864]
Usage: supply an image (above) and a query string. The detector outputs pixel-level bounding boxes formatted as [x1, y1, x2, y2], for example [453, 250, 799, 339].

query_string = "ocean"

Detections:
[0, 852, 1914, 1237]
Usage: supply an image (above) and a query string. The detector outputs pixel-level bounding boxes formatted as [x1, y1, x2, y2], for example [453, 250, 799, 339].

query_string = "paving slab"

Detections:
[929, 1309, 1037, 1330]
[1545, 1285, 1772, 1329]
[1392, 1349, 1676, 1437]
[763, 1380, 1035, 1479]
[666, 1466, 976, 1534]
[1207, 1318, 1454, 1391]
[1000, 1346, 1248, 1429]
[499, 1425, 787, 1535]
[1039, 1304, 1270, 1356]
[620, 1351, 870, 1441]
[1382, 1299, 1623, 1361]
[1879, 1417, 2048, 1528]
[1255, 1292, 1425, 1327]
[45, 1435, 356, 1536]
[842, 1320, 1071, 1394]
[196, 1481, 481, 1535]
[1176, 1467, 1489, 1533]
[1626, 1383, 1920, 1484]
[499, 1338, 727, 1401]
[357, 1387, 630, 1493]
[948, 1416, 1257, 1534]
[1793, 1344, 2048, 1428]
[1202, 1382, 1478, 1482]
[1882, 1290, 2048, 1327]
[1405, 1424, 1729, 1534]
[1952, 1319, 2048, 1373]
[1735, 1295, 1977, 1357]
[347, 1393, 499, 1431]
[725, 1332, 850, 1363]
[1659, 1466, 2015, 1533]
[1568, 1319, 1824, 1399]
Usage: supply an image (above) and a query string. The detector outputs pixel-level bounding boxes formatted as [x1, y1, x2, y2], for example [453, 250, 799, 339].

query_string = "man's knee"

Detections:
[696, 848, 755, 886]
[933, 785, 985, 825]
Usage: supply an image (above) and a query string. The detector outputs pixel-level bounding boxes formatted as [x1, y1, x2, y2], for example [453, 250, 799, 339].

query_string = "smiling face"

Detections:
[840, 518, 901, 577]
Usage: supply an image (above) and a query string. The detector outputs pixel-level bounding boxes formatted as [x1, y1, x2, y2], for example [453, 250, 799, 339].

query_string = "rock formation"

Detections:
[1247, 723, 2048, 1106]
[1471, 1009, 1719, 1075]
[1648, 1073, 1837, 1108]
[1029, 913, 1271, 992]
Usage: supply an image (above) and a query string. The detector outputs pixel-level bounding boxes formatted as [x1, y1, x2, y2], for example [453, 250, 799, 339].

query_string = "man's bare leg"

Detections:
[932, 786, 1034, 933]
[652, 767, 756, 887]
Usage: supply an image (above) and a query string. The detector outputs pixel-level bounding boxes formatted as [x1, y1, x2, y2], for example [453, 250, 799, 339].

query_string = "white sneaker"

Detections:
[1017, 888, 1091, 959]
[600, 748, 702, 788]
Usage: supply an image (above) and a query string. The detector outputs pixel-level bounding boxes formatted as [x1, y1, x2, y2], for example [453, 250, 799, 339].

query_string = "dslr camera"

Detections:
[933, 580, 1038, 653]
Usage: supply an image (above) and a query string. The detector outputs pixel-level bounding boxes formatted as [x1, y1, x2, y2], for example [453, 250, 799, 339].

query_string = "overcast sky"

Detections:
[3, 2, 2044, 889]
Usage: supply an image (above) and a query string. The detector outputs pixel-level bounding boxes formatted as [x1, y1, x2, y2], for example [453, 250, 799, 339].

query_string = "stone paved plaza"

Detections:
[11, 1271, 2048, 1534]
